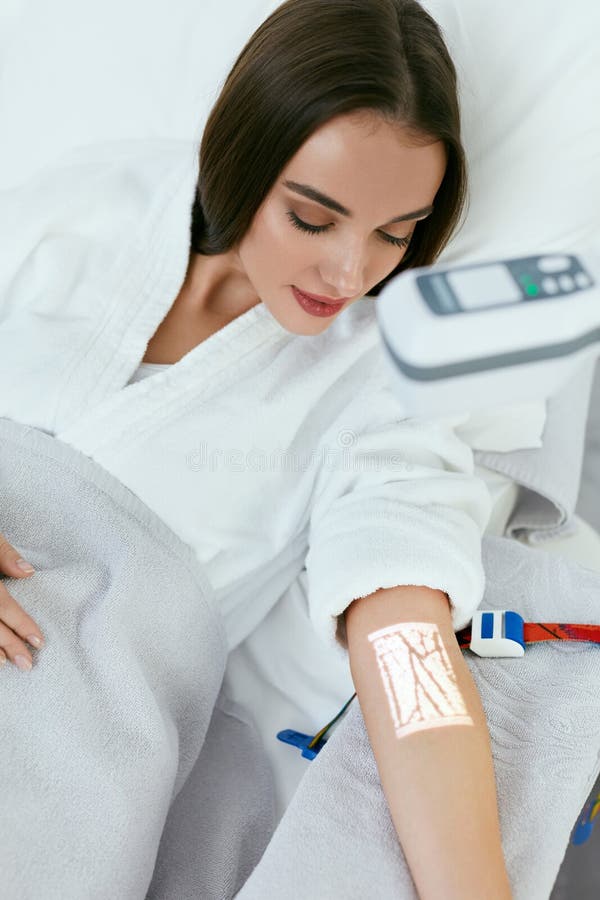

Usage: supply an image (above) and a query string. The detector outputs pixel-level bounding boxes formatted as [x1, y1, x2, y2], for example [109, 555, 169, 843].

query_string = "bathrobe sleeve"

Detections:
[304, 353, 493, 661]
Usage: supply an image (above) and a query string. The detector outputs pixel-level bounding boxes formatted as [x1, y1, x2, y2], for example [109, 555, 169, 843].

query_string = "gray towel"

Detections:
[0, 416, 276, 899]
[236, 534, 600, 900]
[474, 355, 598, 543]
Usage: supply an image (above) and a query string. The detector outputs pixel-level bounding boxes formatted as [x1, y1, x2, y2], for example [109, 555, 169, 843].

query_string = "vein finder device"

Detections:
[375, 252, 600, 417]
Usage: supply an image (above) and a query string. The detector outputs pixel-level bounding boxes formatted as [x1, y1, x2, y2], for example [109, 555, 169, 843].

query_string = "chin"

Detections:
[287, 318, 331, 336]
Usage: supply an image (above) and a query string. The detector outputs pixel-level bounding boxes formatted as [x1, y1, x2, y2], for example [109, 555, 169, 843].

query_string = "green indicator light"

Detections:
[525, 284, 539, 296]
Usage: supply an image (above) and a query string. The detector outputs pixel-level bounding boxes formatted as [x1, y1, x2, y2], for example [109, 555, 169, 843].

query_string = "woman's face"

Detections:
[236, 110, 447, 334]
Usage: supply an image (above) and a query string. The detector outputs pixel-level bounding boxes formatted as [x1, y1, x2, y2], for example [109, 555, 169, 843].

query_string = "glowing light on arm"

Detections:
[367, 621, 474, 739]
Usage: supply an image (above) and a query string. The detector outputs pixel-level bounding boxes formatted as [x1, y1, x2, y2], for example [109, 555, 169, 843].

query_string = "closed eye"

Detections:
[285, 210, 412, 249]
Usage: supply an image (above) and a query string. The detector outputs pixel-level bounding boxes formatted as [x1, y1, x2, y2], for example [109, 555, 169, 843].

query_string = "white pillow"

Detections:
[418, 0, 599, 454]
[422, 0, 600, 263]
[0, 0, 280, 185]
[2, 0, 598, 260]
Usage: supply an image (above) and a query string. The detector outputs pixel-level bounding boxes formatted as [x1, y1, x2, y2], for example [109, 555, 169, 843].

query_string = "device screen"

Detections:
[446, 264, 521, 310]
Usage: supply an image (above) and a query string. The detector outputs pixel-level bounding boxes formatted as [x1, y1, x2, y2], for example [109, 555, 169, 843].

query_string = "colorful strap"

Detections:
[457, 619, 600, 649]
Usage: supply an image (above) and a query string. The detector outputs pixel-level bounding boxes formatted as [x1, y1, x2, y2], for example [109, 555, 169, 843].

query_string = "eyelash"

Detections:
[285, 209, 412, 249]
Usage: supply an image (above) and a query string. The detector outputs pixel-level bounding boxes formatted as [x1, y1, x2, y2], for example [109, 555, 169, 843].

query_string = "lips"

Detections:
[294, 287, 348, 306]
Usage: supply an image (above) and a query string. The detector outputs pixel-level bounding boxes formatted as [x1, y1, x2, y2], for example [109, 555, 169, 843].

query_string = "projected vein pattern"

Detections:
[368, 622, 474, 738]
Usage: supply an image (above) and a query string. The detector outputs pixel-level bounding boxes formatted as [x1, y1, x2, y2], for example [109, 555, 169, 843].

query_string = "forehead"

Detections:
[280, 112, 447, 221]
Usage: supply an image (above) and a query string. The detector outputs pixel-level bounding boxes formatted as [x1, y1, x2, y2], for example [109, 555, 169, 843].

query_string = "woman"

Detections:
[0, 0, 513, 896]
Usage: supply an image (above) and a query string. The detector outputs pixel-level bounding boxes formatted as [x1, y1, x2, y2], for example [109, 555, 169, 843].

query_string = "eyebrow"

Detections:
[283, 179, 434, 225]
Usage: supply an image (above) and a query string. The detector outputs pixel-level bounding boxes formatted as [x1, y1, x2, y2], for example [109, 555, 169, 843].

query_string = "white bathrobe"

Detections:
[0, 137, 545, 660]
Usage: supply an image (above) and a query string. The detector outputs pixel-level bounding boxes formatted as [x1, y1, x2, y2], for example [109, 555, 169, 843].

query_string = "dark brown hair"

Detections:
[190, 0, 467, 296]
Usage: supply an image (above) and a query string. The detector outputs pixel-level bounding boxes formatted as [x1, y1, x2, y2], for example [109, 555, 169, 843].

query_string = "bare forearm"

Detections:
[345, 585, 513, 900]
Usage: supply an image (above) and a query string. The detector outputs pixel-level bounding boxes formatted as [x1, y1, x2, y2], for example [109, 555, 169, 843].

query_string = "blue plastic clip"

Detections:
[276, 729, 327, 760]
[572, 815, 595, 845]
[469, 609, 525, 658]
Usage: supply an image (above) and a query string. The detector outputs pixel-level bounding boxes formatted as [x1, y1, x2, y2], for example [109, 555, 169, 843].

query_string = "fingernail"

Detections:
[16, 559, 35, 574]
[27, 634, 43, 648]
[14, 655, 32, 672]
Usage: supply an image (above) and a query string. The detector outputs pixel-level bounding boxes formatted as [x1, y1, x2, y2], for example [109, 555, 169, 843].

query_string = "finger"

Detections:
[0, 533, 35, 577]
[0, 618, 35, 670]
[0, 582, 45, 653]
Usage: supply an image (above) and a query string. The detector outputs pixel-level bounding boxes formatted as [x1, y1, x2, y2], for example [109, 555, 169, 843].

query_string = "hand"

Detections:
[0, 533, 45, 671]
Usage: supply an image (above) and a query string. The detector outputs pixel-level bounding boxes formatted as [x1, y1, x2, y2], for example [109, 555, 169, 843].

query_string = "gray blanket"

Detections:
[0, 416, 275, 899]
[1, 356, 599, 899]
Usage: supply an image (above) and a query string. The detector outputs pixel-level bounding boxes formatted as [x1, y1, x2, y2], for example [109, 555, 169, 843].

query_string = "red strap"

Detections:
[456, 622, 600, 650]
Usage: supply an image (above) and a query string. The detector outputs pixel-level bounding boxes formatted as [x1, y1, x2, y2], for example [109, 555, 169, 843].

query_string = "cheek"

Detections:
[243, 205, 316, 280]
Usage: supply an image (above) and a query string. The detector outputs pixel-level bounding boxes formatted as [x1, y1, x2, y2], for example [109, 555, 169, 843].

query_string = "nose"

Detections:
[320, 239, 367, 299]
